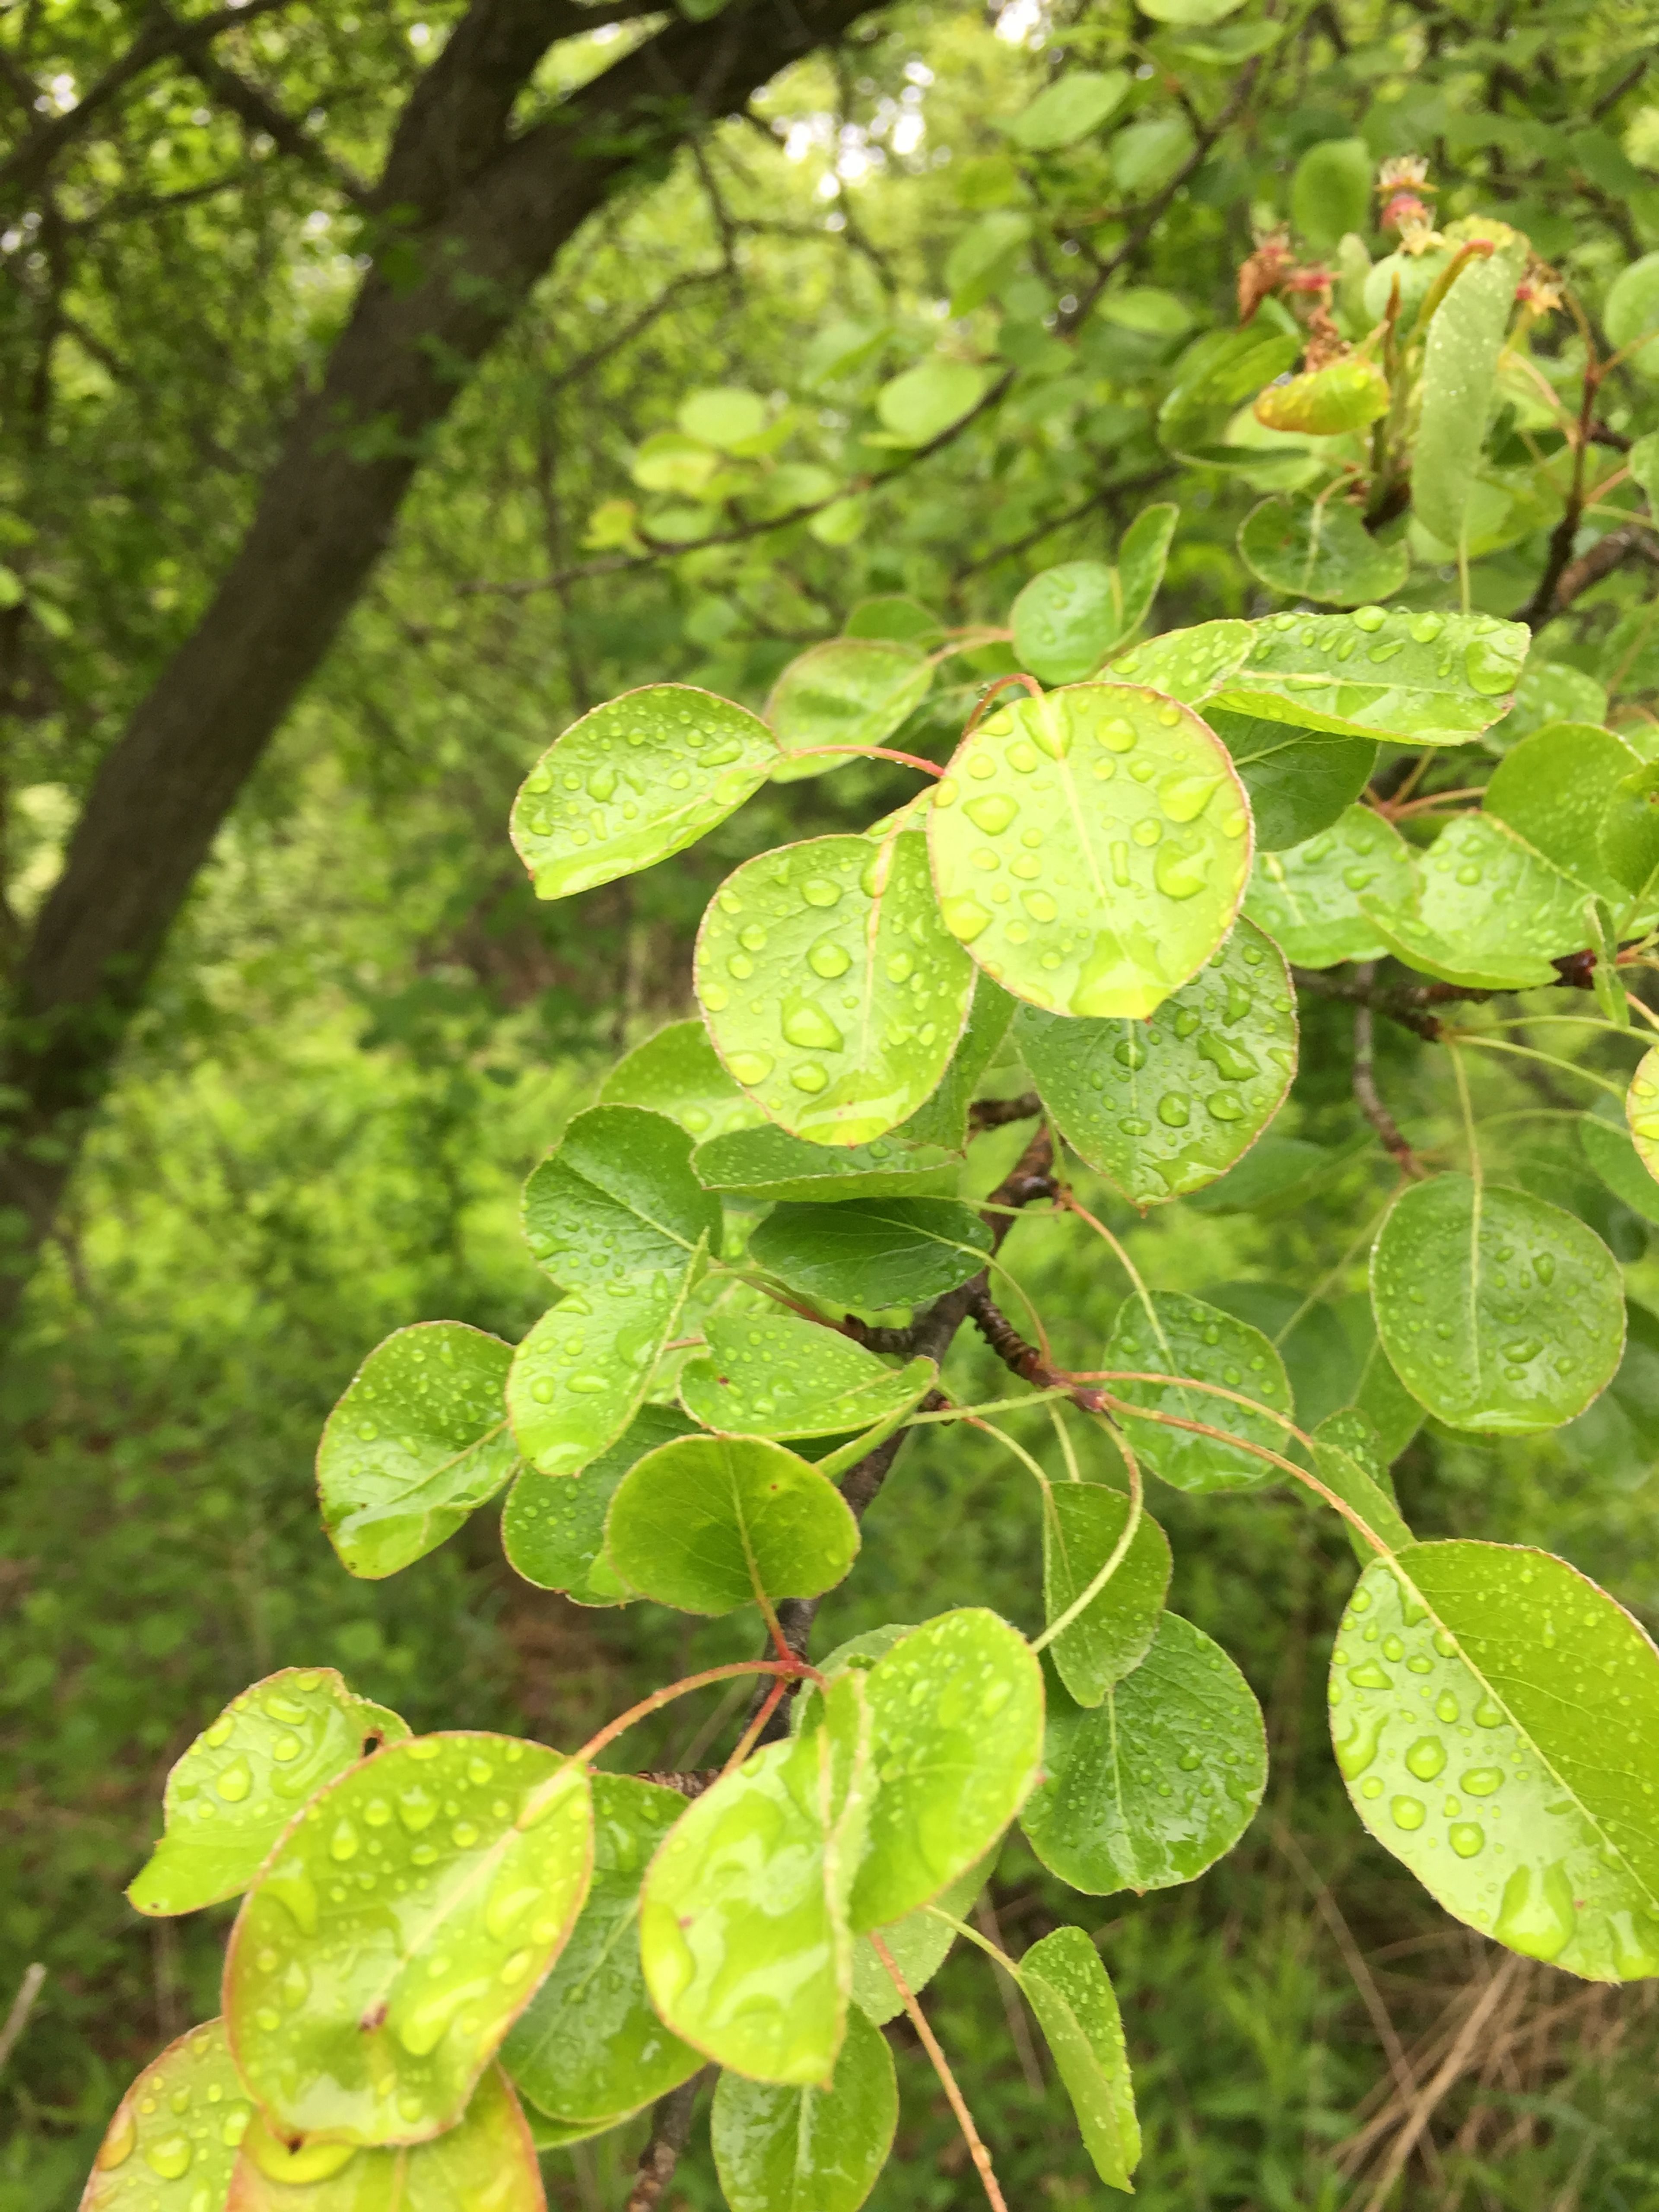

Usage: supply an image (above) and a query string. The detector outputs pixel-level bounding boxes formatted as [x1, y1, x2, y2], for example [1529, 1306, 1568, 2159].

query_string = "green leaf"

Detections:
[1001, 68, 1129, 151]
[599, 1018, 766, 1141]
[874, 361, 990, 447]
[501, 1404, 696, 1605]
[748, 1197, 992, 1309]
[511, 686, 778, 901]
[129, 1670, 409, 1918]
[1370, 1176, 1625, 1433]
[1113, 502, 1179, 639]
[945, 210, 1033, 316]
[1484, 723, 1637, 901]
[1243, 803, 1414, 966]
[1312, 1408, 1413, 1566]
[1104, 1290, 1294, 1493]
[632, 430, 718, 496]
[930, 683, 1251, 1018]
[1254, 357, 1389, 436]
[1561, 1298, 1659, 1483]
[850, 1608, 1044, 1930]
[848, 1854, 992, 2026]
[1017, 1928, 1141, 2192]
[501, 1775, 701, 2125]
[845, 595, 944, 648]
[1581, 1105, 1659, 1227]
[1628, 1046, 1659, 1185]
[318, 1324, 521, 1581]
[1023, 1617, 1268, 1893]
[1185, 1133, 1332, 1216]
[680, 386, 767, 448]
[83, 2020, 251, 2211]
[605, 1433, 860, 1613]
[1110, 114, 1195, 195]
[1361, 816, 1593, 991]
[521, 1105, 722, 1287]
[681, 1309, 934, 1439]
[1013, 562, 1122, 686]
[1290, 136, 1373, 252]
[696, 832, 975, 1146]
[226, 1736, 591, 2143]
[766, 640, 935, 785]
[1016, 916, 1297, 1206]
[1108, 618, 1252, 702]
[1341, 1296, 1427, 1460]
[1042, 1481, 1172, 1704]
[227, 2066, 541, 2209]
[506, 1265, 699, 1478]
[711, 2003, 898, 2212]
[1099, 289, 1194, 337]
[890, 976, 1016, 1149]
[1139, 0, 1246, 21]
[691, 1126, 962, 1204]
[1211, 607, 1530, 745]
[1600, 760, 1659, 897]
[1239, 496, 1410, 606]
[1605, 249, 1659, 377]
[1487, 664, 1609, 750]
[1414, 232, 1529, 550]
[1206, 709, 1376, 850]
[640, 1672, 873, 2084]
[1159, 327, 1301, 453]
[1331, 1542, 1659, 1978]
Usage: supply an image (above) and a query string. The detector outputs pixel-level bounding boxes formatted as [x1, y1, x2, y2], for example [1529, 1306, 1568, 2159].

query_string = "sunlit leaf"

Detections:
[1484, 723, 1637, 901]
[681, 1309, 935, 1439]
[83, 2020, 251, 2211]
[748, 1196, 992, 1309]
[1000, 68, 1129, 150]
[500, 1404, 696, 1605]
[521, 1105, 721, 1287]
[605, 1433, 860, 1613]
[1211, 607, 1529, 745]
[1370, 1176, 1624, 1433]
[640, 1673, 872, 2085]
[1628, 1046, 1659, 1189]
[1104, 1290, 1294, 1493]
[1107, 617, 1252, 702]
[1042, 1481, 1172, 1705]
[696, 833, 975, 1147]
[691, 1125, 962, 1203]
[599, 1019, 766, 1141]
[929, 683, 1251, 1018]
[766, 640, 934, 784]
[129, 1671, 408, 1918]
[1243, 803, 1414, 966]
[680, 386, 767, 448]
[318, 1324, 521, 1580]
[501, 1775, 701, 2124]
[1017, 1928, 1140, 2191]
[511, 686, 777, 901]
[711, 2002, 897, 2212]
[506, 1265, 699, 1478]
[1239, 495, 1409, 605]
[1332, 1543, 1659, 1979]
[226, 1736, 591, 2143]
[1414, 231, 1529, 550]
[1361, 815, 1592, 990]
[1024, 1619, 1267, 1893]
[1016, 916, 1296, 1205]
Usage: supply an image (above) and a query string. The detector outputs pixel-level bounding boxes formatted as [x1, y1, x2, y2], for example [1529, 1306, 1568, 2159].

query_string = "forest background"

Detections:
[8, 0, 1659, 2206]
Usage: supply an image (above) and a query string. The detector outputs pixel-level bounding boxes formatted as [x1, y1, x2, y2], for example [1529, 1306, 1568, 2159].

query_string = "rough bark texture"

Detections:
[0, 0, 884, 1334]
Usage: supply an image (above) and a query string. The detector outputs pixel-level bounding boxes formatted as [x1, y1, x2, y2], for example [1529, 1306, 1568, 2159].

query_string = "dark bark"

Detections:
[0, 0, 886, 1335]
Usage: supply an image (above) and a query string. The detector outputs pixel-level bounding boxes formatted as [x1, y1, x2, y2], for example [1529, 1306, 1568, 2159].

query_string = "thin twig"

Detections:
[0, 1964, 46, 2077]
[625, 2069, 708, 2212]
[871, 1932, 1010, 2212]
[1357, 1956, 1522, 2212]
[1352, 966, 1425, 1176]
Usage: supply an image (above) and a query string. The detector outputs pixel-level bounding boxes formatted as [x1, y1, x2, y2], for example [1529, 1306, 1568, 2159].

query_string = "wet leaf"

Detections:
[598, 1019, 766, 1141]
[1331, 1542, 1659, 1980]
[1484, 723, 1637, 901]
[1311, 1408, 1413, 1566]
[506, 1264, 700, 1478]
[1239, 495, 1409, 605]
[225, 1735, 591, 2145]
[1013, 561, 1123, 686]
[1104, 1290, 1294, 1493]
[929, 683, 1252, 1019]
[1107, 618, 1252, 702]
[1113, 503, 1180, 642]
[847, 1854, 993, 2026]
[1605, 250, 1659, 377]
[1487, 665, 1610, 751]
[318, 1324, 521, 1581]
[1211, 607, 1529, 745]
[500, 1405, 697, 1605]
[748, 1196, 992, 1309]
[1208, 711, 1377, 850]
[691, 1126, 962, 1204]
[1584, 1095, 1659, 1225]
[501, 1776, 700, 2125]
[696, 833, 975, 1147]
[891, 976, 1016, 1150]
[1001, 68, 1128, 150]
[1017, 1928, 1140, 2191]
[1371, 1176, 1624, 1433]
[850, 1609, 1044, 1930]
[521, 1106, 722, 1287]
[1159, 326, 1301, 453]
[681, 1309, 935, 1439]
[1361, 815, 1592, 990]
[82, 2019, 252, 2212]
[129, 1671, 409, 1918]
[225, 2066, 541, 2210]
[1628, 1047, 1659, 1188]
[711, 2003, 897, 2212]
[1016, 916, 1297, 1205]
[1414, 233, 1529, 550]
[1023, 1618, 1268, 1894]
[1253, 357, 1389, 435]
[605, 1433, 860, 1614]
[1600, 760, 1659, 899]
[1243, 804, 1414, 966]
[1042, 1482, 1172, 1705]
[640, 1674, 873, 2085]
[766, 640, 934, 784]
[511, 686, 777, 901]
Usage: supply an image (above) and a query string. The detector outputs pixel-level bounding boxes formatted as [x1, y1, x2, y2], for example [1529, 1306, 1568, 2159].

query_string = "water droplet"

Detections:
[781, 1001, 844, 1052]
[1345, 1661, 1392, 1690]
[1534, 1252, 1555, 1286]
[1153, 843, 1210, 901]
[1449, 1822, 1485, 1859]
[807, 937, 851, 979]
[1465, 635, 1523, 697]
[1405, 1736, 1447, 1780]
[728, 1052, 773, 1085]
[95, 2108, 137, 2171]
[941, 896, 991, 942]
[966, 793, 1017, 835]
[1157, 1092, 1190, 1128]
[329, 1818, 359, 1862]
[1115, 1033, 1149, 1070]
[1410, 613, 1444, 643]
[1351, 605, 1387, 633]
[271, 1734, 301, 1764]
[1158, 772, 1220, 824]
[1381, 1634, 1405, 1662]
[1390, 1795, 1426, 1830]
[1494, 1862, 1577, 1961]
[144, 2135, 193, 2181]
[1462, 1767, 1505, 1796]
[205, 1718, 235, 1748]
[215, 1760, 253, 1804]
[1435, 1692, 1460, 1724]
[1022, 889, 1058, 922]
[791, 1063, 828, 1093]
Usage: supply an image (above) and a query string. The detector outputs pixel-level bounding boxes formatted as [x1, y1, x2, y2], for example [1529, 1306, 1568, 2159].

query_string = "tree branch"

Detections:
[1522, 518, 1659, 626]
[175, 39, 372, 203]
[625, 2069, 709, 2212]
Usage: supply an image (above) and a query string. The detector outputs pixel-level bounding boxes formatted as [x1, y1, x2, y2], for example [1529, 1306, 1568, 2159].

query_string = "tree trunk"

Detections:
[0, 0, 882, 1338]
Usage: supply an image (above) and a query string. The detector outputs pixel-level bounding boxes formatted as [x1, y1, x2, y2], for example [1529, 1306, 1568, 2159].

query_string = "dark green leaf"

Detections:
[1042, 1481, 1172, 1704]
[767, 640, 935, 784]
[1243, 804, 1414, 966]
[711, 2003, 898, 2212]
[1158, 327, 1301, 452]
[500, 1405, 696, 1605]
[521, 1105, 722, 1287]
[748, 1197, 992, 1309]
[1239, 496, 1409, 606]
[1104, 1290, 1294, 1493]
[1600, 760, 1659, 898]
[1361, 816, 1593, 990]
[599, 1019, 766, 1141]
[691, 1126, 962, 1204]
[1208, 710, 1377, 850]
[1312, 1408, 1413, 1565]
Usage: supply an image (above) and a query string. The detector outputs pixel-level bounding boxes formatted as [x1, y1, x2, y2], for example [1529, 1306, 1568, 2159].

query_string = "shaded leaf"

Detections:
[129, 1671, 409, 1918]
[748, 1197, 992, 1309]
[691, 1126, 962, 1204]
[1042, 1482, 1172, 1705]
[1606, 250, 1659, 376]
[1239, 495, 1409, 605]
[1290, 136, 1372, 251]
[1243, 803, 1414, 966]
[1013, 561, 1122, 686]
[500, 1405, 696, 1605]
[711, 2003, 897, 2212]
[599, 1018, 766, 1141]
[511, 686, 777, 901]
[1207, 709, 1377, 850]
[521, 1106, 722, 1287]
[891, 975, 1016, 1150]
[1017, 1928, 1140, 2192]
[766, 641, 935, 784]
[681, 1309, 934, 1439]
[1484, 723, 1637, 901]
[1414, 231, 1529, 550]
[1104, 1290, 1294, 1493]
[1487, 664, 1609, 751]
[1312, 1408, 1413, 1566]
[1158, 327, 1301, 453]
[506, 1266, 699, 1478]
[848, 1854, 993, 2026]
[82, 2019, 252, 2211]
[1583, 1103, 1659, 1227]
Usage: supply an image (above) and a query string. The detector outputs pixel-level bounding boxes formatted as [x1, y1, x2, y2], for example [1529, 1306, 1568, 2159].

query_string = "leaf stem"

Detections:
[966, 1415, 1053, 1496]
[779, 742, 945, 777]
[1030, 1432, 1145, 1654]
[869, 1932, 1010, 2212]
[1445, 1029, 1627, 1102]
[926, 1905, 1020, 1977]
[903, 1385, 1071, 1424]
[572, 1660, 821, 1769]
